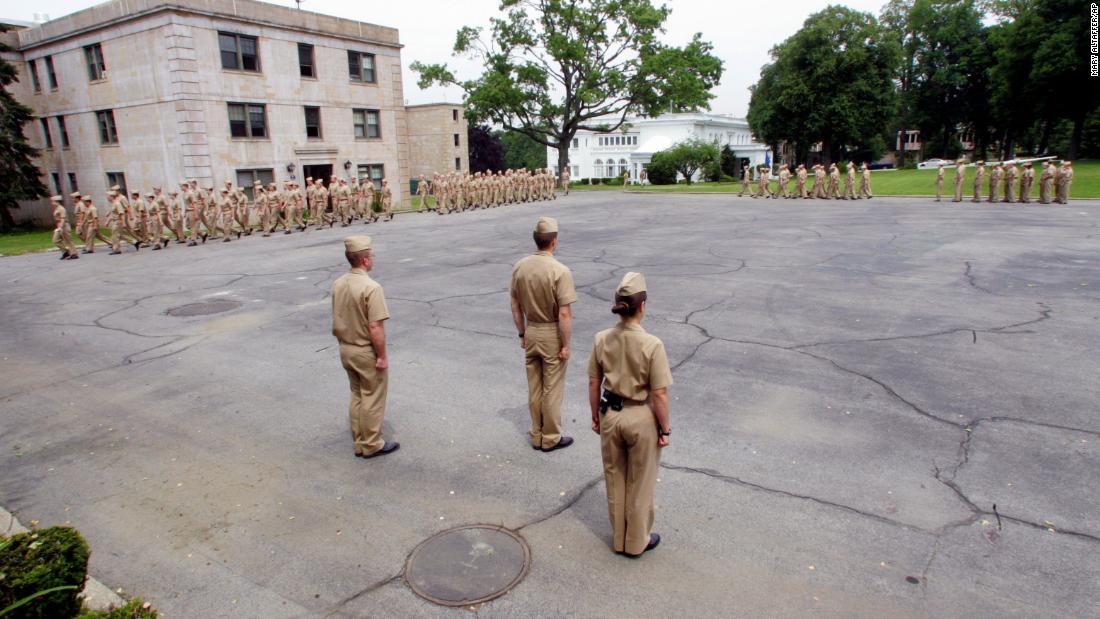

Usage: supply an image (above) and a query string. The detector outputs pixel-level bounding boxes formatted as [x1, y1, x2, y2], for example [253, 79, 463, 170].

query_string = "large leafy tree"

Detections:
[498, 130, 548, 171]
[747, 5, 899, 165]
[653, 138, 718, 185]
[412, 0, 723, 182]
[0, 28, 47, 231]
[467, 125, 506, 172]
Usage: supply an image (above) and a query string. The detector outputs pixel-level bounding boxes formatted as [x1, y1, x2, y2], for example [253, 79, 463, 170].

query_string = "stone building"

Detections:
[1, 0, 465, 225]
[405, 103, 468, 183]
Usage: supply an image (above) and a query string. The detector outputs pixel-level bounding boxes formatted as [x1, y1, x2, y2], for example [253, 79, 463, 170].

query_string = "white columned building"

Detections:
[548, 112, 771, 183]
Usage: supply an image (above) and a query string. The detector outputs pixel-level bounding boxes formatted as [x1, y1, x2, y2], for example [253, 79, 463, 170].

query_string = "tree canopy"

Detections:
[412, 0, 723, 179]
[651, 138, 718, 185]
[0, 28, 47, 231]
[467, 125, 506, 173]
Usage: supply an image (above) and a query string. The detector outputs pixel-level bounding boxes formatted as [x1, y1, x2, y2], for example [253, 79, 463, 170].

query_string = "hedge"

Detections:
[0, 527, 89, 619]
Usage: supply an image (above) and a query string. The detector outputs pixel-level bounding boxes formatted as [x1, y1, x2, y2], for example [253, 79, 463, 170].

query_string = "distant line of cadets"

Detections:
[938, 159, 1074, 204]
[50, 168, 560, 260]
[740, 162, 874, 200]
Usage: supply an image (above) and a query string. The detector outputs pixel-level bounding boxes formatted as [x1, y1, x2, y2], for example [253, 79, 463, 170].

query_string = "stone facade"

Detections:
[2, 0, 464, 225]
[405, 103, 468, 181]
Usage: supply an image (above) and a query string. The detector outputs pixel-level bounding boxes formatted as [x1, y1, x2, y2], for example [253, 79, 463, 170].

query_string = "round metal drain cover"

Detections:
[166, 300, 242, 317]
[405, 525, 530, 607]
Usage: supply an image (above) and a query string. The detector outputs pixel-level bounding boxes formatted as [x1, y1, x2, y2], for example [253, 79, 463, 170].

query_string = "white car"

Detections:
[918, 158, 950, 169]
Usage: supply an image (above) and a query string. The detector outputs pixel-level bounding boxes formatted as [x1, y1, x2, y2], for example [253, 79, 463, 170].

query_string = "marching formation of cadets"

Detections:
[936, 159, 1075, 204]
[50, 168, 560, 260]
[739, 162, 874, 200]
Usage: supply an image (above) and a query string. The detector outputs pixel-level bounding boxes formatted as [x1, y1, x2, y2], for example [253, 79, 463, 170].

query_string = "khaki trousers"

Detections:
[935, 178, 943, 201]
[187, 212, 200, 241]
[340, 344, 388, 455]
[53, 225, 75, 255]
[600, 402, 659, 555]
[524, 323, 565, 449]
[954, 178, 963, 202]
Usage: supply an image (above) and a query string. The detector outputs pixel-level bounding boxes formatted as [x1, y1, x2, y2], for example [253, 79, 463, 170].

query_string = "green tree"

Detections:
[747, 5, 899, 165]
[653, 138, 718, 185]
[498, 130, 547, 171]
[0, 28, 47, 231]
[719, 144, 737, 178]
[412, 0, 723, 182]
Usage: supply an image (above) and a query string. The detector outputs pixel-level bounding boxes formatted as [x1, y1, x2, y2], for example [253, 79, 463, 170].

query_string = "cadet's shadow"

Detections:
[497, 404, 533, 444]
[570, 479, 614, 548]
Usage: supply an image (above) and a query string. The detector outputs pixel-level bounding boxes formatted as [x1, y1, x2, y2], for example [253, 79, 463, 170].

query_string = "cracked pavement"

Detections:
[1, 193, 1098, 618]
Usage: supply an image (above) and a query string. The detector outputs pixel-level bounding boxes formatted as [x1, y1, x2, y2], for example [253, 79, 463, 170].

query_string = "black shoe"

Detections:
[329, 221, 334, 228]
[109, 250, 122, 255]
[162, 239, 169, 249]
[223, 238, 231, 243]
[133, 241, 141, 251]
[623, 534, 661, 558]
[359, 441, 400, 459]
[187, 241, 198, 247]
[541, 436, 574, 452]
[153, 245, 162, 250]
[67, 253, 79, 260]
[284, 230, 292, 235]
[237, 231, 242, 239]
[202, 233, 208, 243]
[81, 249, 91, 254]
[59, 251, 70, 260]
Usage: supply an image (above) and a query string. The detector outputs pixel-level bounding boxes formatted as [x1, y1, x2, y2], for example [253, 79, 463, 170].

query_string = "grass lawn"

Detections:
[0, 229, 56, 257]
[573, 160, 1100, 199]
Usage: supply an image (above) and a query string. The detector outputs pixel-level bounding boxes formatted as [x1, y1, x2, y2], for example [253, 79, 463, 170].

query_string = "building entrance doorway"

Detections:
[302, 164, 334, 186]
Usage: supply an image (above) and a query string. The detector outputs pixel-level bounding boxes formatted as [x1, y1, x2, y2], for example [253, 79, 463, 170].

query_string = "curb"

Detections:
[1, 506, 125, 612]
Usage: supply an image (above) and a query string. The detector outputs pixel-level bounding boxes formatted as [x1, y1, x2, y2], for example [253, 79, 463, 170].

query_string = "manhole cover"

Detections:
[165, 300, 242, 317]
[404, 525, 530, 607]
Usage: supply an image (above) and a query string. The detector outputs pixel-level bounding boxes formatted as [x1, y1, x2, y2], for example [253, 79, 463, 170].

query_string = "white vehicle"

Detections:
[917, 158, 950, 169]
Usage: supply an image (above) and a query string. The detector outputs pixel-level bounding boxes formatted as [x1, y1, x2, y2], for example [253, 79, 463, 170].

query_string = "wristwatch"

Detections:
[658, 428, 671, 438]
[518, 332, 525, 338]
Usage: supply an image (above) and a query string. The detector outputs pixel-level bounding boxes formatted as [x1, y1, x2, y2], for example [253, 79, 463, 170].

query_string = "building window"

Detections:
[84, 43, 106, 81]
[235, 169, 274, 199]
[106, 172, 127, 196]
[44, 56, 57, 89]
[51, 172, 61, 194]
[454, 133, 460, 147]
[304, 106, 322, 139]
[452, 109, 458, 121]
[298, 43, 315, 78]
[68, 173, 78, 192]
[28, 59, 41, 92]
[219, 32, 260, 72]
[619, 158, 628, 176]
[594, 159, 603, 177]
[56, 116, 70, 147]
[227, 103, 267, 138]
[357, 164, 384, 190]
[455, 157, 461, 170]
[96, 110, 118, 144]
[572, 138, 579, 148]
[40, 118, 53, 148]
[353, 108, 380, 139]
[347, 51, 376, 83]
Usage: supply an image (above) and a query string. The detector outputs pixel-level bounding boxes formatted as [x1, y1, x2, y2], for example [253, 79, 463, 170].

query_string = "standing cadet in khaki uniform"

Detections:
[1004, 163, 1017, 203]
[51, 195, 78, 260]
[588, 272, 672, 558]
[1019, 163, 1034, 203]
[988, 164, 1002, 203]
[1039, 162, 1054, 204]
[935, 163, 945, 201]
[561, 168, 570, 195]
[332, 235, 399, 458]
[859, 162, 872, 199]
[510, 217, 578, 452]
[1057, 161, 1073, 204]
[953, 160, 965, 202]
[972, 161, 985, 203]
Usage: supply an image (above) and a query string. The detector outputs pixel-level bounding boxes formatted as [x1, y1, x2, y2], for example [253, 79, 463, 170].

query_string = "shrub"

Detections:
[646, 155, 677, 185]
[0, 527, 89, 619]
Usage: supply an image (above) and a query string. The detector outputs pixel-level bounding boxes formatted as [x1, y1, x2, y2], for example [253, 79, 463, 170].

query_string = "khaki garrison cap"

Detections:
[616, 271, 647, 296]
[50, 194, 62, 201]
[110, 184, 120, 191]
[82, 194, 91, 200]
[534, 216, 558, 234]
[146, 192, 155, 198]
[253, 180, 262, 186]
[70, 191, 81, 198]
[344, 235, 373, 253]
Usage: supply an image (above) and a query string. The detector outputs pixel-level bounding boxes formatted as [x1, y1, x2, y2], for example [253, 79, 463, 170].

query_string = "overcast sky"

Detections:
[11, 0, 887, 116]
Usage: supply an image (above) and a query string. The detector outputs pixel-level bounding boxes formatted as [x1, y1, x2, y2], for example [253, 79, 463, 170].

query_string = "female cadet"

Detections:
[588, 271, 673, 558]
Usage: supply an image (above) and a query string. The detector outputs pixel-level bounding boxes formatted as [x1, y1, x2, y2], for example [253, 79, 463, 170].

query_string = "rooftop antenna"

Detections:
[293, 0, 304, 9]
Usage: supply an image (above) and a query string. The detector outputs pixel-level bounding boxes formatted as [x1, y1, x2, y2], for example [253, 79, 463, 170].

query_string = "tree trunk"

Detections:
[941, 123, 951, 159]
[820, 138, 831, 166]
[1068, 113, 1085, 160]
[1003, 129, 1015, 161]
[1038, 118, 1052, 155]
[0, 202, 16, 232]
[897, 125, 906, 169]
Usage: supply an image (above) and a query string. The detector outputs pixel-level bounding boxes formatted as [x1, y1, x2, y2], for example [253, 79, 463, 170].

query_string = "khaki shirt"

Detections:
[332, 267, 390, 348]
[510, 251, 577, 324]
[53, 204, 68, 227]
[587, 323, 673, 402]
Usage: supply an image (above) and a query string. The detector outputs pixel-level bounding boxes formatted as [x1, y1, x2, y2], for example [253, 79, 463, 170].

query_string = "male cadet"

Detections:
[796, 164, 808, 198]
[1019, 163, 1034, 203]
[332, 235, 398, 459]
[561, 167, 571, 195]
[1004, 162, 1017, 203]
[83, 195, 111, 252]
[254, 181, 271, 237]
[738, 164, 751, 197]
[1039, 162, 1054, 204]
[972, 161, 985, 203]
[132, 191, 153, 245]
[362, 177, 377, 221]
[935, 163, 945, 201]
[988, 163, 1002, 203]
[813, 164, 827, 198]
[336, 178, 352, 225]
[51, 195, 78, 260]
[827, 163, 840, 199]
[510, 217, 578, 452]
[72, 192, 88, 249]
[218, 188, 238, 240]
[416, 175, 430, 211]
[953, 160, 965, 202]
[105, 189, 130, 254]
[313, 179, 330, 229]
[754, 165, 771, 198]
[844, 161, 857, 199]
[859, 162, 872, 199]
[1057, 161, 1073, 204]
[776, 164, 791, 199]
[380, 179, 395, 221]
[146, 192, 166, 249]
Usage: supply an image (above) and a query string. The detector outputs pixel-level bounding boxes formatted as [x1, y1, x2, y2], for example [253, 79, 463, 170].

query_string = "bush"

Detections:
[0, 527, 89, 619]
[646, 155, 678, 185]
[77, 598, 157, 619]
[720, 174, 736, 182]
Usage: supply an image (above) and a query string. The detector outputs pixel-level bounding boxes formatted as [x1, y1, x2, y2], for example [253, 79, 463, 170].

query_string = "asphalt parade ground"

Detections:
[1, 192, 1098, 618]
